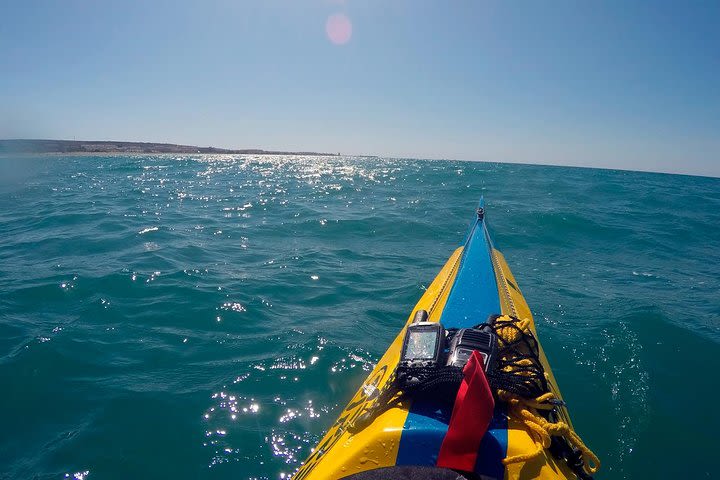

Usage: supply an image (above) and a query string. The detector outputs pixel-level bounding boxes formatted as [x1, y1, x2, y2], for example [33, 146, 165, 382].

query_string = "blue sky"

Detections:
[1, 0, 719, 176]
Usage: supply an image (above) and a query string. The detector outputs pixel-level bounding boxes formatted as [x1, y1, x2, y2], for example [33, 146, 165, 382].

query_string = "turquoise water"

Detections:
[1, 155, 718, 480]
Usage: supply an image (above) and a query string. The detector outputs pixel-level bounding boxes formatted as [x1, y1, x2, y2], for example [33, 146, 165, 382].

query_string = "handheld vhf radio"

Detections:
[446, 325, 496, 371]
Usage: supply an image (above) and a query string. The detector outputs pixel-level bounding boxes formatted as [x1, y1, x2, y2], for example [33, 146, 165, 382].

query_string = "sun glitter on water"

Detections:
[326, 13, 352, 45]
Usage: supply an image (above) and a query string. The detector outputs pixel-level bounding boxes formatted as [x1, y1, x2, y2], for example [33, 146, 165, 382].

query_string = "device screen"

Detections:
[405, 329, 438, 360]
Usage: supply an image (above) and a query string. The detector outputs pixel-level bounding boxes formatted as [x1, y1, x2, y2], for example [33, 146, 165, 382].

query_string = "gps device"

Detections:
[399, 321, 444, 369]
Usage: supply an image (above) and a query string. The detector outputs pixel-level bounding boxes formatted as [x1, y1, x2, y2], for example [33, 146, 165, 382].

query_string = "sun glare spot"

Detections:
[326, 13, 352, 45]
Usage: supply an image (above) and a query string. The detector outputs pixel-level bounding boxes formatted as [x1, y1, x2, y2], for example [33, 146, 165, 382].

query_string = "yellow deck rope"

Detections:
[493, 315, 600, 476]
[499, 390, 600, 475]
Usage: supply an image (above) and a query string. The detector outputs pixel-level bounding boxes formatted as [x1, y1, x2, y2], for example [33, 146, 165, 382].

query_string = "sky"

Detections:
[1, 0, 719, 176]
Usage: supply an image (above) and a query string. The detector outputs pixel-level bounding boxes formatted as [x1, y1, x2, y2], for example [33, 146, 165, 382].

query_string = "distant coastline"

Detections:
[0, 139, 340, 156]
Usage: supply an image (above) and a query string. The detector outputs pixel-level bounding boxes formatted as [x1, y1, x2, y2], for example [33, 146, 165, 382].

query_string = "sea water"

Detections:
[1, 155, 718, 479]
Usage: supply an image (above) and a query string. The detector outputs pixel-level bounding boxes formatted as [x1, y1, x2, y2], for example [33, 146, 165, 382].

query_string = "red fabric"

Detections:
[436, 350, 495, 472]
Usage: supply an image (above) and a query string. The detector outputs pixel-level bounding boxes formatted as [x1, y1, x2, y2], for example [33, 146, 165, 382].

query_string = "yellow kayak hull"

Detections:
[294, 206, 585, 480]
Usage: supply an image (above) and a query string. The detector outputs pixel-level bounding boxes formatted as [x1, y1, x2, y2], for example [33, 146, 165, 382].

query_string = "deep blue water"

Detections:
[1, 155, 718, 480]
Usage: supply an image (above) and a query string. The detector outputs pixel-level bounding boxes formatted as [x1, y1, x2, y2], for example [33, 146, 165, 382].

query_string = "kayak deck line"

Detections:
[427, 246, 464, 320]
[490, 248, 518, 318]
[491, 249, 574, 429]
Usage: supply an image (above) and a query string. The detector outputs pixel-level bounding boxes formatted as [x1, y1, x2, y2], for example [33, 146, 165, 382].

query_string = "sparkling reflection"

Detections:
[200, 332, 378, 476]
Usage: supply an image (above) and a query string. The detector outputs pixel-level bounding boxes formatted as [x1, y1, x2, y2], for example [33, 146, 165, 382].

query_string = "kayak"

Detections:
[293, 200, 599, 480]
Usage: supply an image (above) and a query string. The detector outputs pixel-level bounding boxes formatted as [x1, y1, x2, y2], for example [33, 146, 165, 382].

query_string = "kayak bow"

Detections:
[293, 200, 598, 480]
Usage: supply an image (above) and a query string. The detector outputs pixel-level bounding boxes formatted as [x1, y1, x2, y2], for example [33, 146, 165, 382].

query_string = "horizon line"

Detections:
[1, 137, 718, 180]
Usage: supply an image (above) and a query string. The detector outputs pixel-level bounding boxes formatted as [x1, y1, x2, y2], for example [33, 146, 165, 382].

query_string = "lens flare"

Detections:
[326, 13, 352, 45]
